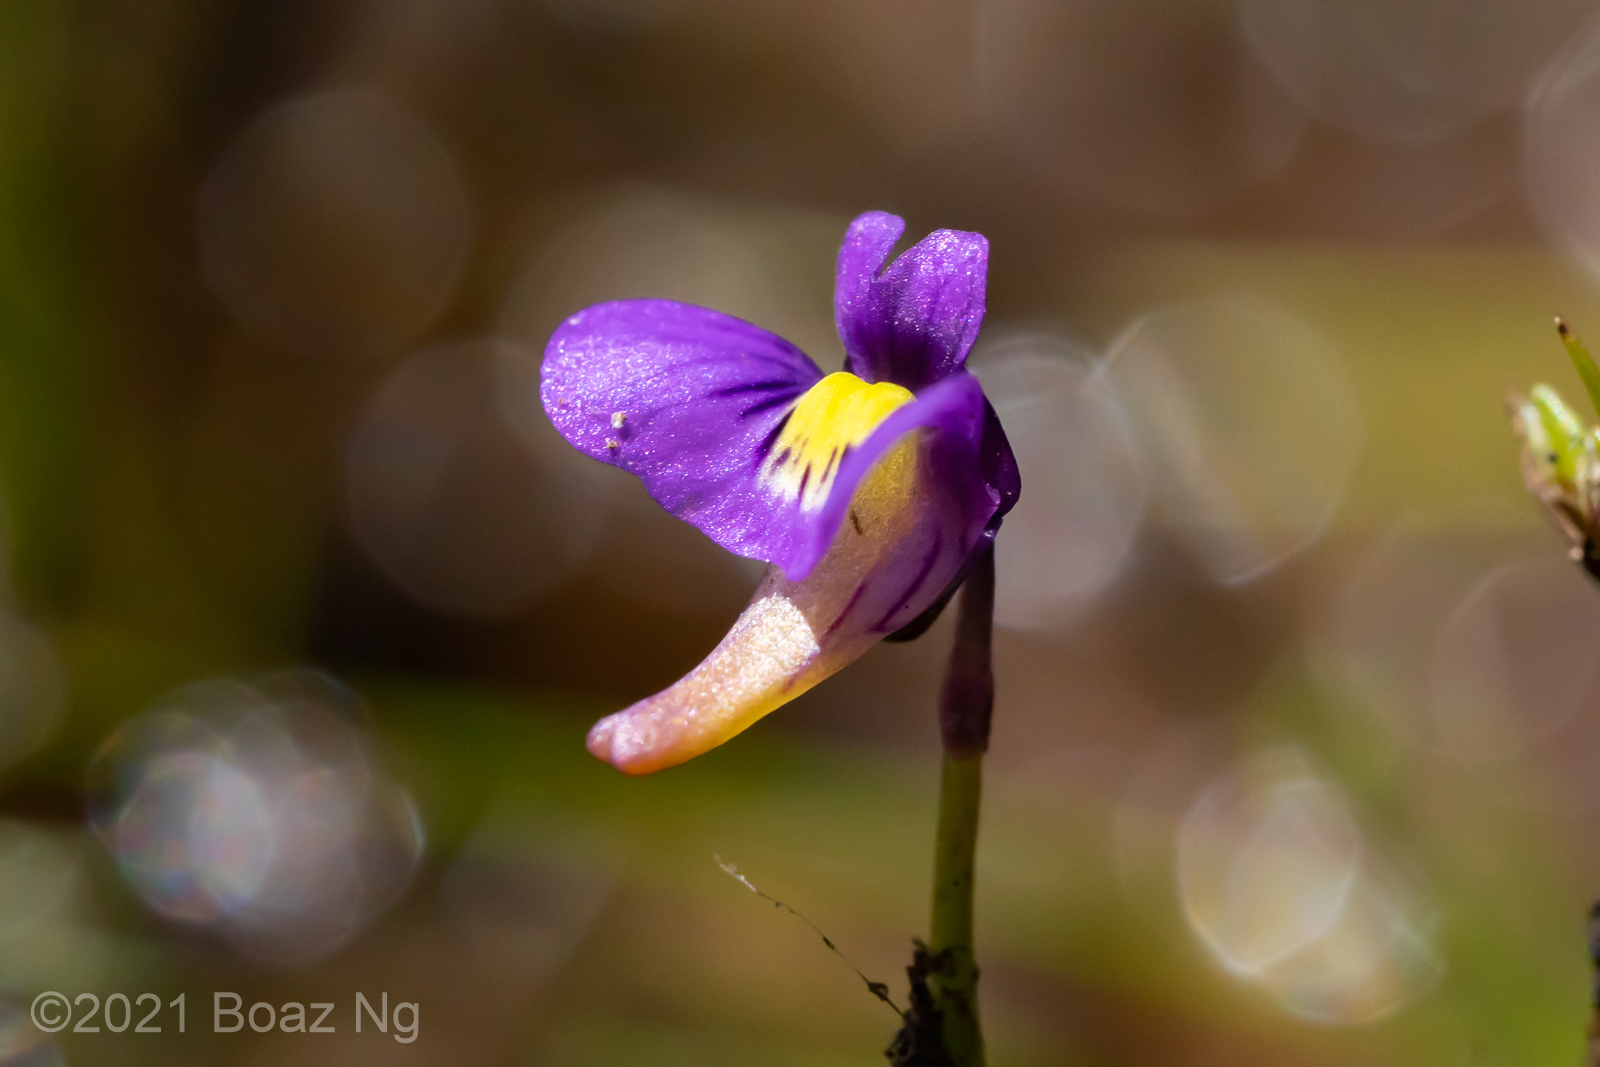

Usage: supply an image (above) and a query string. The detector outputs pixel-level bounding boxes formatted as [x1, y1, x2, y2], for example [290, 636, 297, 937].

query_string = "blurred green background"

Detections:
[6, 0, 1600, 1064]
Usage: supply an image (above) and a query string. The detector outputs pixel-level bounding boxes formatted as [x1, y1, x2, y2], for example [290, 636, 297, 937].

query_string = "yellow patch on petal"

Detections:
[764, 372, 914, 511]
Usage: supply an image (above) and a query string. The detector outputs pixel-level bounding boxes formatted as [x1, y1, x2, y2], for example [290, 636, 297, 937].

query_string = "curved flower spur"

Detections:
[541, 211, 1019, 775]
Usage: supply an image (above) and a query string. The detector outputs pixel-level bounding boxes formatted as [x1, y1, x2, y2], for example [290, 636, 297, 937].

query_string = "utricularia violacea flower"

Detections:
[541, 211, 1020, 774]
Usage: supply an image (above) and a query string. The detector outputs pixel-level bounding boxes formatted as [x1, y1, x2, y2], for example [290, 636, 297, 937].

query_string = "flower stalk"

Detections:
[928, 752, 985, 1064]
[893, 545, 993, 1066]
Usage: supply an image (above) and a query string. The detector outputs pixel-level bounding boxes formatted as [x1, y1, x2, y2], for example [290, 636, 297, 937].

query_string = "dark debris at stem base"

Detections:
[886, 941, 959, 1067]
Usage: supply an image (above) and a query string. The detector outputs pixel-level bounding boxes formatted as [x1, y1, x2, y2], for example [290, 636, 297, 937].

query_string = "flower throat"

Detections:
[763, 372, 914, 512]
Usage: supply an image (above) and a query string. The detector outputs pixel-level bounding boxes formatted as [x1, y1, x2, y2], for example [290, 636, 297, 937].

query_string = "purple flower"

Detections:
[541, 211, 1019, 774]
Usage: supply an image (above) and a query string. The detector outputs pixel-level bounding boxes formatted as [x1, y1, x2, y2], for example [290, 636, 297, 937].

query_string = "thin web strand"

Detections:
[714, 853, 904, 1017]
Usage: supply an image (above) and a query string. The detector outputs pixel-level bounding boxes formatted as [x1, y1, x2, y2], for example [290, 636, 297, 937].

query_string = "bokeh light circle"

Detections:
[1426, 557, 1600, 768]
[1102, 297, 1361, 584]
[1243, 0, 1592, 144]
[347, 338, 607, 617]
[1178, 747, 1440, 1023]
[970, 334, 1147, 628]
[198, 88, 474, 360]
[1179, 747, 1363, 976]
[1525, 18, 1600, 285]
[87, 670, 424, 965]
[1318, 501, 1559, 761]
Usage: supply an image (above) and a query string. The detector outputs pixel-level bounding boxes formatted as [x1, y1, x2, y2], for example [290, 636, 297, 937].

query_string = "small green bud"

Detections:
[1510, 319, 1600, 580]
[1530, 382, 1585, 484]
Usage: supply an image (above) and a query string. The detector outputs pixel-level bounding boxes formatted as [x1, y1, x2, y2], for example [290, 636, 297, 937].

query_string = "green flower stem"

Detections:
[930, 751, 984, 1064]
[929, 543, 995, 1066]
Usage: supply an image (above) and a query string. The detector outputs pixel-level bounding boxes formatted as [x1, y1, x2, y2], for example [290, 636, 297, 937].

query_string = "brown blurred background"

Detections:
[6, 0, 1600, 1064]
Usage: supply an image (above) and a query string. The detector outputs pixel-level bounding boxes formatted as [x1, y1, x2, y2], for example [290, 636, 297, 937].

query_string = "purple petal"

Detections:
[981, 397, 1021, 530]
[834, 211, 905, 344]
[835, 212, 990, 391]
[541, 299, 825, 567]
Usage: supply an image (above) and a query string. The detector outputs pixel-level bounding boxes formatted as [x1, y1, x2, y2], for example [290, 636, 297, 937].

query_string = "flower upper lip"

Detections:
[835, 211, 992, 393]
